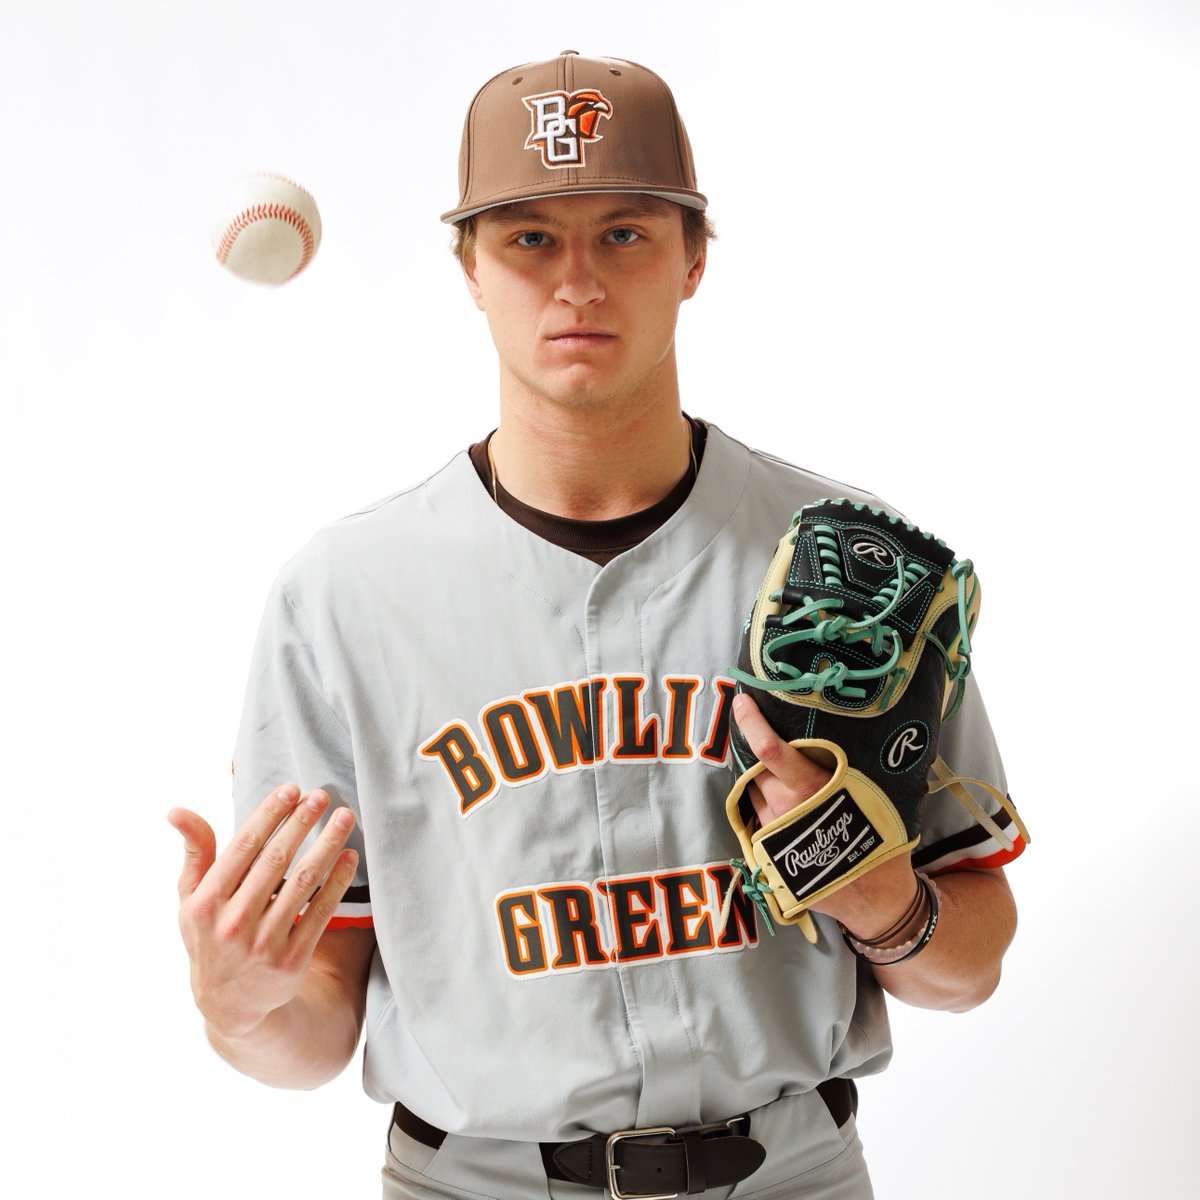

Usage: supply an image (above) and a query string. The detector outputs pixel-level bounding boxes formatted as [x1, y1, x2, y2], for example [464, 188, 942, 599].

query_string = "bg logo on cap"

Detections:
[523, 89, 613, 169]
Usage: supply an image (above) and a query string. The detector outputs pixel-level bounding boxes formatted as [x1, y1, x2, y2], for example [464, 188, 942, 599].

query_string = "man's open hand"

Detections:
[168, 786, 358, 1041]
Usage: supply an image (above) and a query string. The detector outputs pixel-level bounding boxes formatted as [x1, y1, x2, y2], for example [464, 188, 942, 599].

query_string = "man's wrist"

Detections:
[815, 854, 921, 942]
[204, 1005, 279, 1049]
[844, 873, 924, 947]
[841, 874, 941, 966]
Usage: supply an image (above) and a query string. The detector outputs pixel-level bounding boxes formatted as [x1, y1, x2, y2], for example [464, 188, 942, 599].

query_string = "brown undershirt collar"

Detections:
[467, 417, 708, 567]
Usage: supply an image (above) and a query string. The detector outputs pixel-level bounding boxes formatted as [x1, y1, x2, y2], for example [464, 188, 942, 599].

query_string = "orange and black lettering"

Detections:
[699, 679, 738, 764]
[482, 701, 545, 783]
[538, 885, 608, 970]
[657, 869, 715, 953]
[612, 677, 659, 759]
[662, 677, 700, 759]
[706, 863, 759, 947]
[419, 724, 496, 815]
[526, 680, 605, 768]
[496, 891, 548, 975]
[600, 877, 663, 961]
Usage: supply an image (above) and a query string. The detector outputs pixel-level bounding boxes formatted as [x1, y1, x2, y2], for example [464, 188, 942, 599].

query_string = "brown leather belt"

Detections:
[391, 1078, 856, 1199]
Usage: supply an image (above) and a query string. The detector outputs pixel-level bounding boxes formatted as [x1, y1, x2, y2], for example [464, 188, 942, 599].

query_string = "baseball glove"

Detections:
[723, 499, 1029, 944]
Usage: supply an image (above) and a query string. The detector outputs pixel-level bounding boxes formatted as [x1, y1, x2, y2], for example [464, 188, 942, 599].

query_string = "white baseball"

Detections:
[212, 173, 322, 285]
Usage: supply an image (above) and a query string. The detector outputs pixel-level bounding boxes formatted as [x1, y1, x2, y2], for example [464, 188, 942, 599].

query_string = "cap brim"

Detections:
[441, 184, 707, 225]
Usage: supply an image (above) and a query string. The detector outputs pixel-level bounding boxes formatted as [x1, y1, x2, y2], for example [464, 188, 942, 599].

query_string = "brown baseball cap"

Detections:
[441, 50, 707, 223]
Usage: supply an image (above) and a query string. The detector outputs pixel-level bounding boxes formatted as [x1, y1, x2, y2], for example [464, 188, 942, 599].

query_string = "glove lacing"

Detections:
[732, 509, 977, 711]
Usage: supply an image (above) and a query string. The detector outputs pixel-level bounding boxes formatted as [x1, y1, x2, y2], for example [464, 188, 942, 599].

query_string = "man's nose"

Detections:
[554, 244, 605, 306]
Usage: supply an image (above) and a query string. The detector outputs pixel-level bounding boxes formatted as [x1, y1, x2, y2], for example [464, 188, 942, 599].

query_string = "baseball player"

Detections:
[170, 51, 1026, 1200]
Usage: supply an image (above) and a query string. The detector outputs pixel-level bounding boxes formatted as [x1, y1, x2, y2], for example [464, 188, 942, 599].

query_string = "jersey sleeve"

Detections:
[912, 672, 1027, 875]
[231, 576, 372, 930]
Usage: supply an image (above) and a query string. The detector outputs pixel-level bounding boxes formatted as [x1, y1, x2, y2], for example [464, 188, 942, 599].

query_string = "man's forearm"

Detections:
[816, 858, 1017, 1013]
[869, 867, 1016, 1011]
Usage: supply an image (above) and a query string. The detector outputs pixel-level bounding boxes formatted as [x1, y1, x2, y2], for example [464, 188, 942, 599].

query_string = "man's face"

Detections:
[463, 193, 706, 411]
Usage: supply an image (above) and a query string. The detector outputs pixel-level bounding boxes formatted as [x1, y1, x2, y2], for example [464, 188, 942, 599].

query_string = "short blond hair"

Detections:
[452, 203, 715, 268]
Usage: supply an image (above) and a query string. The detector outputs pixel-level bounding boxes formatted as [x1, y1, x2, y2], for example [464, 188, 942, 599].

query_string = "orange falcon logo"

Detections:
[523, 88, 614, 169]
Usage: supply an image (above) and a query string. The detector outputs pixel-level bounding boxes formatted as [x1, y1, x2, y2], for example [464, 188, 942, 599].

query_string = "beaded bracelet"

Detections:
[841, 874, 941, 966]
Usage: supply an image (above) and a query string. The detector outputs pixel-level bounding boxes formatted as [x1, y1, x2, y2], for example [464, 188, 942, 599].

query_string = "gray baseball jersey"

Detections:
[232, 423, 1024, 1141]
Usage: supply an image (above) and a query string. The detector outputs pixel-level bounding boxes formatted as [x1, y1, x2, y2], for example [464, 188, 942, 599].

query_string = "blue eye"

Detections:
[516, 232, 546, 248]
[608, 228, 639, 244]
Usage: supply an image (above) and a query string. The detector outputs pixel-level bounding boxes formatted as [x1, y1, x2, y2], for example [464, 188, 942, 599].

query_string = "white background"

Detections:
[3, 1, 1197, 1196]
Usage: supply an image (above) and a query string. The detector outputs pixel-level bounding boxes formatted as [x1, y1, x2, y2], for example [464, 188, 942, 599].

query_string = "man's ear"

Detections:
[682, 245, 707, 301]
[462, 260, 486, 312]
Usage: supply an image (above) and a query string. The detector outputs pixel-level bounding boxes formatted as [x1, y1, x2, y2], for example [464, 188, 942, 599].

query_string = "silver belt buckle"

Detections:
[605, 1126, 678, 1200]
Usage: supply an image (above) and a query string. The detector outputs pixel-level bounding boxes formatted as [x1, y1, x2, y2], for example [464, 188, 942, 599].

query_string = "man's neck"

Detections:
[489, 380, 693, 521]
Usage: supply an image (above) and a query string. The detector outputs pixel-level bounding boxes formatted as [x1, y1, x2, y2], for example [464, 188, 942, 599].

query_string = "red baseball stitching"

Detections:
[215, 202, 316, 279]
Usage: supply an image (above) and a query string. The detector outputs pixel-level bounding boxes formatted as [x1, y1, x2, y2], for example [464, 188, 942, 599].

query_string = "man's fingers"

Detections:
[235, 789, 335, 910]
[167, 808, 217, 899]
[265, 806, 357, 939]
[286, 844, 361, 961]
[733, 693, 833, 821]
[733, 694, 825, 789]
[201, 784, 304, 899]
[746, 781, 775, 831]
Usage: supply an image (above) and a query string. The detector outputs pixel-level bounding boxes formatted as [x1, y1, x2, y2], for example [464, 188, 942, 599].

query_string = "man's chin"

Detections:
[505, 358, 667, 411]
[525, 371, 626, 410]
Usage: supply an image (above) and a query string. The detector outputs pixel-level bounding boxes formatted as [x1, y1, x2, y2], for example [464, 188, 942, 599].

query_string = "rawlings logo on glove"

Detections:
[722, 499, 1029, 944]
